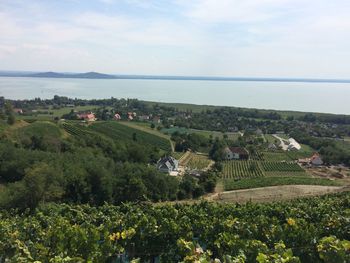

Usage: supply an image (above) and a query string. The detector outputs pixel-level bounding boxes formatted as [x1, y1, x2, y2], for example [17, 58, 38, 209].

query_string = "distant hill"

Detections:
[1, 70, 350, 83]
[28, 71, 116, 79]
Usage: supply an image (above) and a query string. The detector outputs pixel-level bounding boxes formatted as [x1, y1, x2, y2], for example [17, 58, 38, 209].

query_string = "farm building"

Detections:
[138, 115, 150, 121]
[153, 116, 161, 123]
[267, 143, 278, 151]
[310, 153, 323, 166]
[157, 156, 179, 175]
[298, 153, 323, 166]
[13, 108, 23, 114]
[224, 147, 249, 160]
[77, 112, 96, 122]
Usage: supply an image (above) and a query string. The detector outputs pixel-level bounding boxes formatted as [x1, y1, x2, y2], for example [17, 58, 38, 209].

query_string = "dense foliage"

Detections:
[0, 120, 216, 209]
[1, 192, 350, 262]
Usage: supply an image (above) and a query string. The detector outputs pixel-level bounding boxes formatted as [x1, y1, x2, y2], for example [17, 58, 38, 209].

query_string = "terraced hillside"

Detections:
[89, 121, 172, 151]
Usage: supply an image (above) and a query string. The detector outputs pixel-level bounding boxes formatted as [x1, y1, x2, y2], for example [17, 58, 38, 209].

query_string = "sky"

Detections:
[0, 0, 350, 78]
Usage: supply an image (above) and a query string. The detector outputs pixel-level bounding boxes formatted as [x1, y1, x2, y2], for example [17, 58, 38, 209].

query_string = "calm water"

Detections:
[0, 77, 349, 115]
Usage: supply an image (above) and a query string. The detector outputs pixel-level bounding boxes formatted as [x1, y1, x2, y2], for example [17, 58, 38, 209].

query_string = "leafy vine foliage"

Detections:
[1, 192, 350, 262]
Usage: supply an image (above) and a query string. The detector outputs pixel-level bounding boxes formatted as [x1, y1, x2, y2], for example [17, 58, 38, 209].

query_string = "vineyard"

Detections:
[89, 121, 172, 151]
[261, 151, 293, 162]
[260, 161, 304, 172]
[62, 122, 94, 137]
[1, 193, 350, 262]
[179, 152, 212, 170]
[221, 160, 307, 179]
[223, 176, 340, 191]
[222, 161, 264, 179]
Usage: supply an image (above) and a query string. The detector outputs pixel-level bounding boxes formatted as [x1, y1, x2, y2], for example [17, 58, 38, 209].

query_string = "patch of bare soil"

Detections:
[214, 185, 347, 203]
[307, 166, 350, 179]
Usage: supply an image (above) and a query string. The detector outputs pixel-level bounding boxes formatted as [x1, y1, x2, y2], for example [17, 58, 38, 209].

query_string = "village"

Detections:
[5, 96, 350, 201]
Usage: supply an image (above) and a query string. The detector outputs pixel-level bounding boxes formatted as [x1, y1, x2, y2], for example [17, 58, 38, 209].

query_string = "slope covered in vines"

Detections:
[1, 192, 350, 262]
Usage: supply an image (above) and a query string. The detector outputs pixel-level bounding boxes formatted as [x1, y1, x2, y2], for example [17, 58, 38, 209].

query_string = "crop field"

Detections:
[61, 122, 95, 137]
[261, 151, 293, 162]
[89, 121, 172, 151]
[223, 176, 341, 191]
[222, 160, 264, 179]
[181, 153, 212, 170]
[260, 161, 304, 172]
[221, 160, 308, 180]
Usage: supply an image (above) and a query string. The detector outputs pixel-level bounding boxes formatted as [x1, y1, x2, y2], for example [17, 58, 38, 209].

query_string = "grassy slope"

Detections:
[118, 121, 174, 152]
[89, 121, 172, 151]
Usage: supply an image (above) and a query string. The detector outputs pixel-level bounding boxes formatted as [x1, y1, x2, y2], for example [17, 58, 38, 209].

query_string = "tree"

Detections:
[4, 102, 15, 125]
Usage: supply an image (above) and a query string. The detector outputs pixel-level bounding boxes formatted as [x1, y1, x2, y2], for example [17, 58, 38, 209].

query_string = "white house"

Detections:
[224, 147, 249, 160]
[157, 156, 179, 175]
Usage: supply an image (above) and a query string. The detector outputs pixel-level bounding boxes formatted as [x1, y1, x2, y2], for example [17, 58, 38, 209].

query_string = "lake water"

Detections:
[0, 77, 349, 115]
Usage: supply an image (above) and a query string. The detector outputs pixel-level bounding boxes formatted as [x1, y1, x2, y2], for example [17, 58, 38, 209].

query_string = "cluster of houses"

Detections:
[77, 112, 96, 122]
[113, 112, 161, 123]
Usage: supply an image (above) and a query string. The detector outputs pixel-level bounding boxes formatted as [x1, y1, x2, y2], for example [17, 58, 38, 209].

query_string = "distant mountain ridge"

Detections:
[1, 70, 350, 83]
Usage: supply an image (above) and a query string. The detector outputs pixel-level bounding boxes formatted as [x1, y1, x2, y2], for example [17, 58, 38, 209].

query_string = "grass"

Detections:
[180, 153, 212, 170]
[172, 151, 185, 160]
[0, 121, 8, 134]
[223, 176, 341, 191]
[12, 121, 63, 141]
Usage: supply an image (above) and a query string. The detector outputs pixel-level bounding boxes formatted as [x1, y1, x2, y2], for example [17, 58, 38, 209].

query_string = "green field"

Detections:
[222, 161, 264, 179]
[223, 176, 341, 191]
[12, 121, 63, 140]
[161, 126, 240, 140]
[221, 160, 307, 180]
[17, 105, 101, 120]
[89, 121, 172, 151]
[180, 152, 212, 170]
[260, 161, 304, 172]
[261, 151, 293, 162]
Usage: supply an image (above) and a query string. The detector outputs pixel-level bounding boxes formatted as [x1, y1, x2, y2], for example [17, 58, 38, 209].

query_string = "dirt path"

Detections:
[212, 185, 348, 203]
[272, 134, 288, 150]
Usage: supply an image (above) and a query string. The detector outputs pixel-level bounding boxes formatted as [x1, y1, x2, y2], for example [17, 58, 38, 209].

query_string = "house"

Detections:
[114, 113, 121, 120]
[267, 143, 278, 151]
[77, 112, 96, 122]
[157, 156, 179, 175]
[127, 112, 134, 121]
[255, 129, 263, 136]
[224, 147, 249, 160]
[13, 108, 23, 114]
[310, 153, 323, 166]
[153, 116, 161, 124]
[298, 153, 323, 166]
[138, 115, 150, 121]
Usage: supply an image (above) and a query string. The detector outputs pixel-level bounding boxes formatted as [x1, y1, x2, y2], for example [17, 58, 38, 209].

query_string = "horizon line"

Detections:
[0, 70, 350, 83]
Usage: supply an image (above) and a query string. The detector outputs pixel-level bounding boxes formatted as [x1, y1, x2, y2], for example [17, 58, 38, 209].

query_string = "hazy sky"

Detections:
[1, 0, 350, 78]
